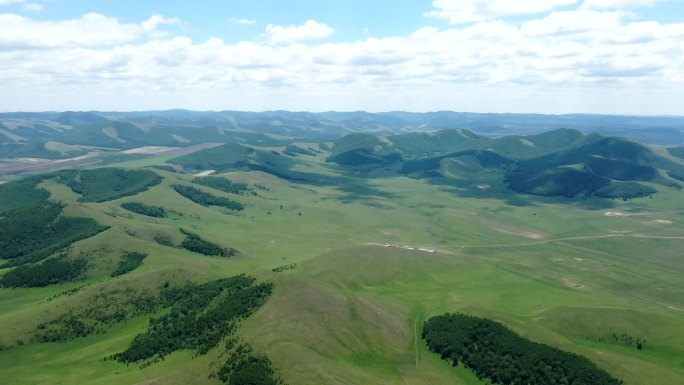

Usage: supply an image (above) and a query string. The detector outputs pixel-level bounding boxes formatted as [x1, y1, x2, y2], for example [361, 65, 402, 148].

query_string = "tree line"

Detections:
[0, 255, 87, 288]
[180, 229, 235, 257]
[59, 168, 163, 202]
[172, 184, 244, 211]
[121, 202, 167, 218]
[113, 275, 272, 363]
[422, 313, 622, 385]
[0, 202, 108, 267]
[192, 176, 251, 195]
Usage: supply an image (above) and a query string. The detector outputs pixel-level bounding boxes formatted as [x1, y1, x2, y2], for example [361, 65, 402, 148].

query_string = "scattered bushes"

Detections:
[217, 342, 285, 385]
[36, 286, 164, 342]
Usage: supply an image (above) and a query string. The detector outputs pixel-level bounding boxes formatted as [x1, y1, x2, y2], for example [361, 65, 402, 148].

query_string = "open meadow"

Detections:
[0, 144, 682, 385]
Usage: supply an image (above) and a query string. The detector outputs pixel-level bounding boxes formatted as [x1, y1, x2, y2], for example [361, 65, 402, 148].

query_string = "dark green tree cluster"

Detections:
[0, 256, 87, 288]
[111, 251, 148, 277]
[0, 202, 109, 266]
[121, 202, 167, 218]
[168, 142, 254, 171]
[172, 184, 244, 211]
[594, 333, 645, 350]
[505, 168, 610, 198]
[60, 168, 163, 202]
[151, 165, 176, 172]
[153, 233, 174, 247]
[594, 182, 656, 200]
[114, 275, 273, 363]
[666, 146, 684, 160]
[667, 170, 684, 181]
[217, 342, 285, 385]
[36, 314, 92, 342]
[0, 176, 50, 213]
[422, 313, 622, 385]
[271, 263, 297, 273]
[192, 176, 250, 195]
[180, 229, 233, 257]
[586, 157, 656, 181]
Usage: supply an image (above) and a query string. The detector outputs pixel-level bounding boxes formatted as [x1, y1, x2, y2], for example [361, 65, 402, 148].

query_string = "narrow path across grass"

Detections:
[413, 310, 433, 385]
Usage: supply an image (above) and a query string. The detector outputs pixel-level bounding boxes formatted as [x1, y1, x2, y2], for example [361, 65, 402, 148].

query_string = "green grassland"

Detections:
[0, 143, 683, 385]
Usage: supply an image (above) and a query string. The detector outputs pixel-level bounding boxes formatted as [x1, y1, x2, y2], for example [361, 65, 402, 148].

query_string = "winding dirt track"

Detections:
[369, 232, 684, 316]
[438, 233, 684, 315]
[413, 311, 433, 385]
[444, 233, 684, 250]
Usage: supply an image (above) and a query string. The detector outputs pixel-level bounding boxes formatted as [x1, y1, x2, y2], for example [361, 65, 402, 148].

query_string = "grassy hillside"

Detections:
[0, 133, 683, 385]
[58, 168, 163, 202]
[505, 137, 684, 198]
[325, 129, 684, 200]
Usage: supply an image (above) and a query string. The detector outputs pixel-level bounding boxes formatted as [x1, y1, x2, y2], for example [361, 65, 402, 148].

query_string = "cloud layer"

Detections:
[263, 19, 334, 44]
[1, 1, 683, 114]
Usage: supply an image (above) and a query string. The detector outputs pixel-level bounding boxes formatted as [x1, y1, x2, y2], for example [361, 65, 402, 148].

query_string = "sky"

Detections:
[1, 0, 683, 114]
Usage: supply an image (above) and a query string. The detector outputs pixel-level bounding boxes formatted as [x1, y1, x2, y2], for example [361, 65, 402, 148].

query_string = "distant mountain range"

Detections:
[2, 110, 684, 200]
[1, 111, 684, 161]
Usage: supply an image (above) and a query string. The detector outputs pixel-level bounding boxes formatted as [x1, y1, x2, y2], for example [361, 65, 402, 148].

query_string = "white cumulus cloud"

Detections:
[264, 19, 334, 44]
[0, 9, 683, 114]
[0, 13, 179, 49]
[427, 0, 580, 23]
[581, 0, 669, 9]
[229, 17, 256, 25]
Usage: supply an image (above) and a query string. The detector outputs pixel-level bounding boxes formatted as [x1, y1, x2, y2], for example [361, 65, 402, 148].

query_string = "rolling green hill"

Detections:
[0, 123, 683, 385]
[325, 128, 684, 200]
[505, 137, 684, 198]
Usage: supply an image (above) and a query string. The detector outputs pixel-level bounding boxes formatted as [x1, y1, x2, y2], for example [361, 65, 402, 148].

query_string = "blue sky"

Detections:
[1, 0, 683, 114]
[12, 1, 443, 43]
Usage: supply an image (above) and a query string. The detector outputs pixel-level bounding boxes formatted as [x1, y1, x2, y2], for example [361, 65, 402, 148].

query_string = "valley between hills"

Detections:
[0, 111, 683, 385]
